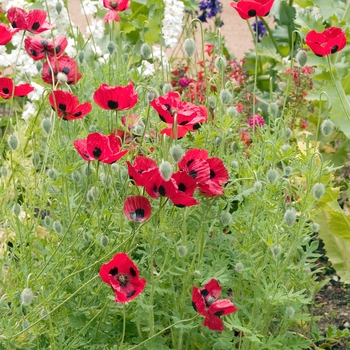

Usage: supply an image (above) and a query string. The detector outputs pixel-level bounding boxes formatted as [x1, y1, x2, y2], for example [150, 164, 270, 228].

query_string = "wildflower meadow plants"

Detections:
[0, 0, 349, 349]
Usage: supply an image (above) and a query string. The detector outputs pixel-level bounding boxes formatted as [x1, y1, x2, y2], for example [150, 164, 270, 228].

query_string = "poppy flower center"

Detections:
[93, 147, 102, 158]
[59, 103, 66, 111]
[331, 45, 339, 54]
[12, 21, 17, 28]
[117, 273, 129, 286]
[41, 40, 49, 48]
[248, 9, 256, 17]
[32, 22, 40, 31]
[131, 208, 145, 220]
[178, 183, 186, 192]
[108, 100, 119, 109]
[110, 1, 118, 8]
[189, 169, 198, 179]
[210, 169, 216, 179]
[62, 67, 70, 74]
[3, 88, 9, 94]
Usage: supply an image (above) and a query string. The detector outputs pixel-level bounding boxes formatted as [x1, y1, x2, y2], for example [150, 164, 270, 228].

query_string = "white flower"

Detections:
[162, 0, 184, 48]
[28, 82, 44, 101]
[152, 46, 170, 71]
[86, 18, 105, 39]
[22, 102, 37, 121]
[4, 0, 27, 11]
[137, 60, 155, 77]
[81, 0, 99, 15]
[65, 37, 77, 57]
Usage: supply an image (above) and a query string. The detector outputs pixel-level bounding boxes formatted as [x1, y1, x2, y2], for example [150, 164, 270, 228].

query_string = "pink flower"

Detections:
[249, 114, 264, 127]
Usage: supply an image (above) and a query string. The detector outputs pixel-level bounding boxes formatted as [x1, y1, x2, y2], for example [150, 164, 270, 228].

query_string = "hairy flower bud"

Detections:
[215, 136, 222, 146]
[312, 183, 325, 200]
[107, 41, 116, 55]
[44, 216, 51, 226]
[147, 90, 155, 101]
[8, 134, 19, 151]
[284, 208, 297, 227]
[55, 1, 63, 14]
[311, 222, 320, 232]
[219, 89, 233, 105]
[162, 83, 173, 94]
[170, 144, 184, 163]
[36, 61, 43, 72]
[40, 308, 48, 319]
[100, 235, 109, 247]
[177, 245, 188, 257]
[208, 95, 216, 108]
[47, 168, 58, 181]
[78, 51, 85, 64]
[220, 212, 232, 226]
[20, 288, 34, 306]
[82, 163, 92, 177]
[140, 43, 152, 59]
[111, 163, 120, 173]
[53, 221, 63, 234]
[12, 203, 21, 217]
[231, 160, 239, 171]
[234, 262, 244, 273]
[41, 118, 52, 135]
[254, 180, 263, 192]
[270, 244, 282, 258]
[227, 106, 238, 117]
[183, 38, 196, 58]
[87, 186, 99, 201]
[321, 119, 334, 137]
[266, 169, 279, 184]
[71, 171, 81, 183]
[159, 160, 173, 181]
[56, 72, 68, 83]
[284, 166, 293, 177]
[215, 56, 227, 70]
[31, 153, 41, 168]
[296, 49, 308, 67]
[0, 166, 8, 177]
[285, 306, 295, 318]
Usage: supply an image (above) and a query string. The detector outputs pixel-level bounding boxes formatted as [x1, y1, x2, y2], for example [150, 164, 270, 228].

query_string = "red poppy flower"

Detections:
[7, 7, 54, 34]
[305, 27, 346, 57]
[178, 149, 210, 183]
[172, 171, 197, 197]
[230, 0, 274, 20]
[169, 192, 200, 207]
[42, 56, 82, 85]
[123, 196, 151, 222]
[127, 156, 157, 187]
[49, 90, 92, 120]
[24, 35, 68, 61]
[206, 158, 229, 185]
[74, 132, 128, 164]
[197, 180, 225, 197]
[0, 77, 34, 99]
[100, 252, 146, 303]
[192, 279, 238, 332]
[103, 0, 129, 22]
[145, 168, 177, 199]
[0, 23, 19, 45]
[93, 83, 138, 111]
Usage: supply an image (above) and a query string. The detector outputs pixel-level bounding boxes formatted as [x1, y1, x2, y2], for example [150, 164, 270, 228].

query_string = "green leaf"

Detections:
[273, 1, 296, 25]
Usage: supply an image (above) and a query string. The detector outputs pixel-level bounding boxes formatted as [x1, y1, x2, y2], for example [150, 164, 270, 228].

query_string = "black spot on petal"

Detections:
[3, 88, 9, 94]
[109, 267, 118, 276]
[178, 183, 186, 192]
[74, 111, 82, 117]
[247, 9, 256, 17]
[213, 310, 225, 317]
[127, 290, 136, 298]
[62, 67, 70, 74]
[135, 208, 145, 219]
[159, 186, 166, 196]
[12, 21, 17, 28]
[192, 301, 197, 311]
[200, 289, 209, 297]
[108, 100, 118, 109]
[189, 169, 198, 179]
[31, 22, 40, 31]
[58, 103, 66, 111]
[55, 45, 61, 54]
[331, 45, 339, 54]
[130, 267, 137, 277]
[93, 147, 102, 158]
[210, 169, 216, 179]
[41, 40, 49, 48]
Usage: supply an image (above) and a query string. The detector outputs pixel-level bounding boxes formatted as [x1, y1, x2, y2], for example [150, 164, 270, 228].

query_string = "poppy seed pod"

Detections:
[284, 208, 297, 227]
[140, 43, 152, 59]
[162, 83, 173, 94]
[8, 134, 19, 151]
[219, 89, 233, 105]
[183, 38, 196, 58]
[170, 144, 184, 163]
[321, 119, 334, 137]
[159, 160, 173, 181]
[41, 118, 52, 135]
[296, 49, 308, 67]
[312, 183, 325, 200]
[266, 169, 279, 184]
[20, 288, 34, 306]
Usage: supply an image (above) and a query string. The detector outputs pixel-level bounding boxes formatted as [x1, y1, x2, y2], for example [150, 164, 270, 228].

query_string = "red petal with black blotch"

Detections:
[208, 299, 238, 317]
[145, 168, 177, 199]
[13, 83, 34, 97]
[127, 156, 157, 187]
[93, 83, 138, 110]
[86, 132, 111, 161]
[150, 91, 182, 123]
[102, 133, 128, 163]
[159, 125, 191, 139]
[25, 9, 54, 34]
[184, 159, 210, 184]
[192, 286, 209, 317]
[203, 314, 224, 332]
[169, 192, 200, 207]
[24, 35, 67, 61]
[171, 171, 197, 196]
[42, 56, 82, 85]
[230, 0, 274, 20]
[197, 180, 224, 197]
[123, 195, 151, 222]
[7, 7, 27, 30]
[305, 27, 346, 57]
[0, 23, 19, 45]
[0, 77, 14, 99]
[206, 157, 229, 185]
[178, 148, 209, 171]
[177, 103, 208, 126]
[201, 279, 222, 303]
[103, 0, 129, 11]
[99, 252, 146, 303]
[73, 139, 95, 161]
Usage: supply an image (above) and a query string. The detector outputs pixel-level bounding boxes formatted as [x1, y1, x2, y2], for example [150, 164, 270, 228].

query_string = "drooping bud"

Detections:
[285, 306, 295, 318]
[296, 49, 308, 67]
[36, 61, 43, 72]
[159, 160, 173, 181]
[53, 221, 63, 234]
[177, 245, 188, 257]
[253, 180, 263, 192]
[283, 128, 293, 140]
[231, 160, 239, 171]
[284, 166, 293, 177]
[41, 118, 52, 134]
[162, 83, 173, 94]
[266, 169, 279, 184]
[47, 168, 58, 181]
[183, 38, 196, 58]
[219, 89, 233, 105]
[55, 1, 63, 14]
[31, 153, 41, 168]
[20, 288, 34, 306]
[220, 212, 232, 226]
[78, 51, 85, 64]
[100, 235, 109, 247]
[12, 203, 21, 217]
[8, 134, 19, 151]
[56, 72, 68, 83]
[169, 144, 184, 163]
[320, 119, 334, 137]
[208, 95, 216, 108]
[107, 41, 116, 55]
[227, 106, 238, 117]
[284, 208, 297, 227]
[147, 90, 155, 101]
[140, 43, 152, 59]
[215, 56, 227, 70]
[270, 244, 282, 259]
[312, 183, 325, 200]
[82, 163, 92, 177]
[111, 163, 120, 173]
[234, 262, 244, 273]
[311, 222, 320, 232]
[71, 171, 81, 183]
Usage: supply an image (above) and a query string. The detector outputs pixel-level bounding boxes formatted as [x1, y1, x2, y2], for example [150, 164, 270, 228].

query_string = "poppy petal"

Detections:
[123, 195, 152, 222]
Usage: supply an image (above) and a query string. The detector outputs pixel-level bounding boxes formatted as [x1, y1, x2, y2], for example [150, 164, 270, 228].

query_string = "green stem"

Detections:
[259, 17, 282, 56]
[120, 304, 127, 348]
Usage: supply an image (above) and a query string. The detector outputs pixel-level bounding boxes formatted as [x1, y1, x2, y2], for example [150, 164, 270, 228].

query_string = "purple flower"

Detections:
[198, 0, 223, 23]
[252, 20, 267, 42]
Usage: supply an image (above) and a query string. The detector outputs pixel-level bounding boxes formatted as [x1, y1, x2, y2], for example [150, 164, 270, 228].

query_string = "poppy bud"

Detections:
[31, 153, 41, 168]
[234, 262, 244, 273]
[44, 216, 51, 226]
[296, 49, 308, 67]
[41, 118, 52, 135]
[215, 136, 222, 146]
[162, 83, 173, 94]
[215, 56, 227, 71]
[284, 208, 296, 227]
[100, 173, 112, 187]
[219, 89, 233, 105]
[208, 95, 216, 108]
[8, 134, 19, 151]
[159, 160, 173, 181]
[231, 160, 239, 171]
[36, 61, 43, 72]
[284, 166, 293, 177]
[183, 38, 196, 58]
[140, 43, 152, 59]
[71, 171, 81, 183]
[285, 306, 295, 318]
[321, 119, 334, 137]
[47, 168, 58, 181]
[78, 51, 85, 64]
[253, 180, 263, 192]
[56, 72, 68, 83]
[280, 144, 290, 153]
[147, 90, 155, 101]
[82, 163, 93, 177]
[12, 203, 21, 217]
[312, 183, 325, 200]
[311, 222, 320, 232]
[20, 288, 34, 306]
[177, 245, 188, 257]
[270, 244, 282, 258]
[120, 168, 129, 181]
[283, 128, 293, 140]
[55, 1, 63, 14]
[100, 235, 109, 247]
[53, 220, 63, 234]
[0, 166, 8, 177]
[40, 308, 48, 319]
[266, 169, 279, 184]
[107, 41, 116, 55]
[227, 106, 238, 117]
[111, 163, 120, 173]
[220, 212, 232, 226]
[169, 144, 184, 163]
[194, 270, 201, 276]
[87, 186, 99, 201]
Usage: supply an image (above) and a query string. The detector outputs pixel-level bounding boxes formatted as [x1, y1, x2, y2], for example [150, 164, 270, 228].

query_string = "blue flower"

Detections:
[252, 20, 267, 42]
[198, 0, 223, 22]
